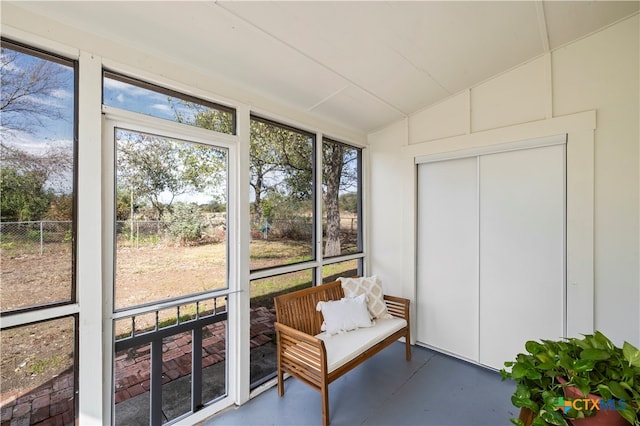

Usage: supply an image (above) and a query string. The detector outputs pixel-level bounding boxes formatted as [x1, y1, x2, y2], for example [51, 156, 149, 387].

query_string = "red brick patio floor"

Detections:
[1, 307, 276, 426]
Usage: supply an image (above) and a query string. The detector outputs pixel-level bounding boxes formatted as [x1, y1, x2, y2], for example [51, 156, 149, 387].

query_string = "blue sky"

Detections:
[103, 76, 199, 123]
[1, 46, 75, 193]
[1, 48, 75, 151]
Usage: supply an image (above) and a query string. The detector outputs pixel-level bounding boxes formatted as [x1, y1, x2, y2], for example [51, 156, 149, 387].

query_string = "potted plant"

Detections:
[500, 331, 640, 426]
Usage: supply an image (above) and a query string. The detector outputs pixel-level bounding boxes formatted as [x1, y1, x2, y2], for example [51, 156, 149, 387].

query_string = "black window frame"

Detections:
[0, 38, 79, 316]
[322, 137, 363, 258]
[102, 70, 237, 135]
[249, 114, 317, 273]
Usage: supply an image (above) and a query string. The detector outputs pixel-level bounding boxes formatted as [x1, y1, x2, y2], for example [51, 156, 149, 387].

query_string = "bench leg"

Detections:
[405, 333, 412, 361]
[277, 363, 284, 397]
[321, 383, 329, 426]
[276, 341, 285, 397]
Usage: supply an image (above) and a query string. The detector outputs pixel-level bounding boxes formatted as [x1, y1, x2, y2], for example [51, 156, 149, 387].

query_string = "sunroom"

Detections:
[0, 2, 638, 426]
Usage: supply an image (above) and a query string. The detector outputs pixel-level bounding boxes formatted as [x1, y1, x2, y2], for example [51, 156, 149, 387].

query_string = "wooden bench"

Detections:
[274, 280, 411, 426]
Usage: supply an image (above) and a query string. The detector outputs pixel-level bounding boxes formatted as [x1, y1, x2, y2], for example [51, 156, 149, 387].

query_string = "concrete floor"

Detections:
[201, 343, 519, 426]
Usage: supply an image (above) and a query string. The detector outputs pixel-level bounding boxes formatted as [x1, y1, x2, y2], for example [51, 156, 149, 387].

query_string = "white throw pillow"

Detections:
[339, 275, 393, 319]
[316, 294, 373, 336]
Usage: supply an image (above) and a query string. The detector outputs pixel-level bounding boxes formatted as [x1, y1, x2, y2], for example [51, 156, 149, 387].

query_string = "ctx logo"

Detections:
[553, 397, 627, 413]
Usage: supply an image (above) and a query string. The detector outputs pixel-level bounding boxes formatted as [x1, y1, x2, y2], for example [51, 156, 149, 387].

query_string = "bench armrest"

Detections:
[383, 294, 410, 321]
[275, 322, 327, 385]
[275, 322, 323, 347]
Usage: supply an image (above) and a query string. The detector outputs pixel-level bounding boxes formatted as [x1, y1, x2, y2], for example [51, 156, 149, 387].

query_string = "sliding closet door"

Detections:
[416, 157, 478, 361]
[478, 144, 565, 370]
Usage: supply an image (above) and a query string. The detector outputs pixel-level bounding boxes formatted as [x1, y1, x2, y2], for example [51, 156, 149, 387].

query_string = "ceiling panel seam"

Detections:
[211, 1, 409, 119]
[535, 1, 551, 52]
[307, 85, 350, 112]
[387, 45, 451, 95]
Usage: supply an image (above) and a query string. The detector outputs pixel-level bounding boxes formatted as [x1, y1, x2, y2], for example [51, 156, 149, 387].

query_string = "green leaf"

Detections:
[572, 358, 595, 372]
[526, 340, 544, 355]
[619, 407, 637, 425]
[514, 383, 531, 399]
[512, 394, 537, 411]
[580, 348, 611, 361]
[596, 384, 613, 400]
[619, 381, 640, 399]
[572, 376, 590, 397]
[509, 419, 525, 426]
[526, 369, 543, 380]
[593, 331, 615, 349]
[535, 352, 552, 364]
[622, 341, 640, 367]
[536, 361, 556, 371]
[607, 381, 631, 400]
[539, 409, 569, 426]
[510, 363, 527, 380]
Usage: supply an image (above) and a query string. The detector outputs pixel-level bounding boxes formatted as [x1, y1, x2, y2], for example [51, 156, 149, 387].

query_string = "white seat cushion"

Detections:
[316, 317, 407, 373]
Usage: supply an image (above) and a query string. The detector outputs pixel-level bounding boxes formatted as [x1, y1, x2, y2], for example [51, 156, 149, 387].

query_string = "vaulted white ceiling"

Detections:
[8, 1, 640, 133]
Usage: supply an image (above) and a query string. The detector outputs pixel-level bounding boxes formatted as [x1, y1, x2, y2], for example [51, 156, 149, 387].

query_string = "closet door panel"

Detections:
[417, 158, 478, 361]
[478, 145, 565, 370]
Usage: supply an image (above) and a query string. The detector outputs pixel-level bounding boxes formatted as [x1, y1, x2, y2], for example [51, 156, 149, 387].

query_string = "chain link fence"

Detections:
[116, 220, 172, 248]
[0, 221, 72, 256]
[117, 213, 227, 248]
[250, 215, 358, 242]
[0, 213, 358, 253]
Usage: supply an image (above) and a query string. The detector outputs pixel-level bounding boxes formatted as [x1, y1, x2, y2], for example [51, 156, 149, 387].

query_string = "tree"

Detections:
[1, 142, 73, 191]
[173, 101, 357, 257]
[322, 143, 344, 256]
[1, 43, 75, 223]
[249, 119, 313, 226]
[1, 46, 71, 138]
[169, 99, 234, 135]
[116, 130, 226, 220]
[323, 141, 359, 257]
[0, 166, 52, 221]
[339, 193, 357, 213]
[45, 194, 73, 221]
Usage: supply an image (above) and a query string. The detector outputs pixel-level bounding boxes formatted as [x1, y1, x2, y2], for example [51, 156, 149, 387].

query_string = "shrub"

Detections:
[166, 203, 204, 245]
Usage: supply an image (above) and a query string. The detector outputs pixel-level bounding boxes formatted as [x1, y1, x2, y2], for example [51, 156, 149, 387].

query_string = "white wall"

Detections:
[369, 14, 639, 347]
[552, 16, 640, 347]
[368, 120, 411, 298]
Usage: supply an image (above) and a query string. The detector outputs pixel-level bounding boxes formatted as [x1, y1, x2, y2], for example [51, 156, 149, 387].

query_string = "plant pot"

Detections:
[517, 407, 537, 426]
[557, 377, 627, 426]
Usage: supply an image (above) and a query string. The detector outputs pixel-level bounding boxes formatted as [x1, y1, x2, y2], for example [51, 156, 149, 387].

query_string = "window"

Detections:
[247, 116, 365, 387]
[249, 269, 313, 387]
[104, 71, 236, 425]
[249, 116, 315, 271]
[322, 139, 362, 258]
[0, 40, 77, 312]
[322, 259, 359, 283]
[0, 39, 78, 425]
[1, 317, 77, 424]
[114, 128, 229, 309]
[103, 71, 236, 135]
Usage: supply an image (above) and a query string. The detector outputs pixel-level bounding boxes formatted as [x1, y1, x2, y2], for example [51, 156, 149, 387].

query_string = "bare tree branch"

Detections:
[0, 47, 70, 136]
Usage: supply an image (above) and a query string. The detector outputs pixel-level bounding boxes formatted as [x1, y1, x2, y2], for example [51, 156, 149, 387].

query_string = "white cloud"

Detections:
[2, 128, 73, 155]
[151, 104, 171, 113]
[50, 88, 72, 100]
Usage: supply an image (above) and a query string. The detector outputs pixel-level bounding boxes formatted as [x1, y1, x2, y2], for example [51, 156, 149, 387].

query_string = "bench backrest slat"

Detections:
[274, 281, 345, 336]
